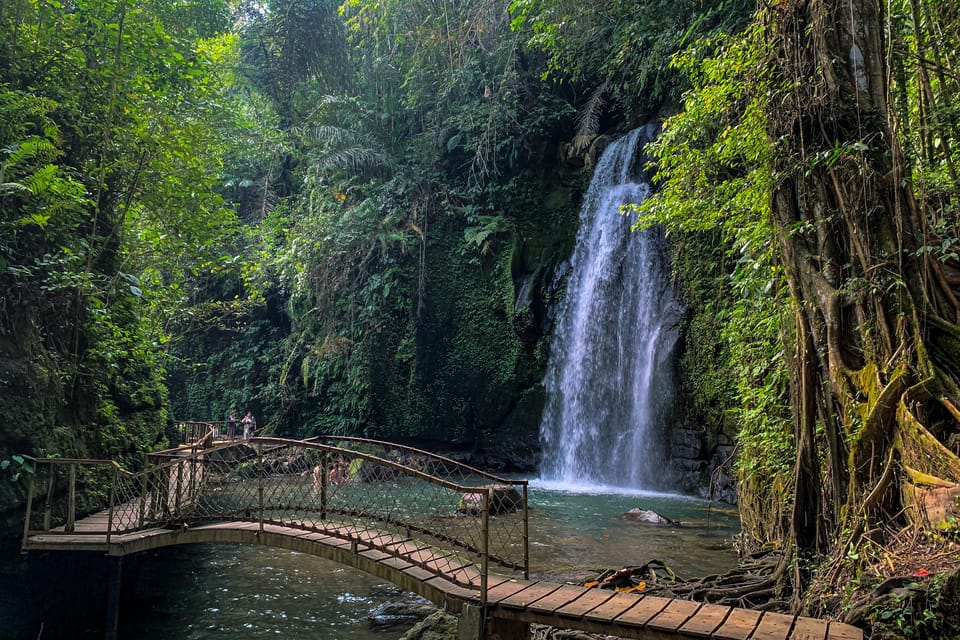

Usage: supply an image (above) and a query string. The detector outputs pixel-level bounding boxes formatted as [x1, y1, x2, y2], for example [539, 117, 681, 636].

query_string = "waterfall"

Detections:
[539, 126, 683, 491]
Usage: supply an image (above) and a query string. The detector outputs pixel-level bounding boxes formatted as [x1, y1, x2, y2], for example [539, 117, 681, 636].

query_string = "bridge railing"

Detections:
[174, 421, 223, 445]
[22, 436, 529, 602]
[21, 436, 216, 544]
[319, 435, 529, 574]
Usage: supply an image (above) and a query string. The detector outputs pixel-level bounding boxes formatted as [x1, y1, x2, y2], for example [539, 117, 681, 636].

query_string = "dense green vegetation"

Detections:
[3, 0, 960, 635]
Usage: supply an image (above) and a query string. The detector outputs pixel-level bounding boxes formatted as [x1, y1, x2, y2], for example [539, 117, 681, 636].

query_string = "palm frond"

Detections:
[575, 81, 609, 140]
[312, 147, 391, 179]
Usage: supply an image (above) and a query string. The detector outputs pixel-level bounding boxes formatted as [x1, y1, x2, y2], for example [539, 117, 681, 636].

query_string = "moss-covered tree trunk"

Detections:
[766, 0, 960, 585]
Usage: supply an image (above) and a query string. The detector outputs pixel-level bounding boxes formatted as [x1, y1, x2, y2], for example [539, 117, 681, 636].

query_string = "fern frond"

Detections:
[4, 137, 57, 167]
[0, 180, 29, 196]
[569, 135, 596, 156]
[22, 164, 58, 196]
[304, 124, 362, 148]
[301, 354, 311, 387]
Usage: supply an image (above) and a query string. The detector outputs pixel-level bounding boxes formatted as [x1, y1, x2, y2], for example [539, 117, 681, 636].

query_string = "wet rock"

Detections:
[368, 600, 437, 630]
[457, 485, 523, 515]
[622, 508, 681, 526]
[399, 610, 459, 640]
[672, 426, 704, 460]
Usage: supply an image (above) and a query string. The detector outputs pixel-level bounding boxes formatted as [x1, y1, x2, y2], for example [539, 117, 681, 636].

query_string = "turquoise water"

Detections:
[527, 482, 739, 578]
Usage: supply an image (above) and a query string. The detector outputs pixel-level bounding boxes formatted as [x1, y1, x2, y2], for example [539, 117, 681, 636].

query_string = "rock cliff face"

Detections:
[670, 424, 738, 505]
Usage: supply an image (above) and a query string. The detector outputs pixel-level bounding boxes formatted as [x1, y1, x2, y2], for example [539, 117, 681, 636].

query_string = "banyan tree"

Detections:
[766, 0, 960, 598]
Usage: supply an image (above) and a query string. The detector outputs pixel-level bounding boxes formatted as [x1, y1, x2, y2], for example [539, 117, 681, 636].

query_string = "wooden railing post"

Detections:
[174, 460, 184, 517]
[65, 463, 76, 533]
[257, 441, 264, 533]
[106, 465, 117, 545]
[43, 466, 54, 531]
[320, 451, 329, 520]
[21, 468, 35, 549]
[522, 483, 529, 580]
[480, 487, 490, 607]
[188, 457, 197, 507]
[138, 462, 149, 527]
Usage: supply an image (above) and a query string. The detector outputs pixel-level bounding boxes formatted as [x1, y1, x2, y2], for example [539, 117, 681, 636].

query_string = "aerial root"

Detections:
[577, 552, 787, 610]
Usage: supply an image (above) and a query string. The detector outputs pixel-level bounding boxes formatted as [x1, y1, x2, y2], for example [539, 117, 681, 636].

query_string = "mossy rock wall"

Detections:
[0, 278, 166, 536]
[367, 162, 584, 449]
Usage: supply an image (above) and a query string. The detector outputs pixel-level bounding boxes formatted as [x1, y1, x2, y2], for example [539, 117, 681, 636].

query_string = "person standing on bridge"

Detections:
[226, 410, 237, 440]
[242, 410, 256, 440]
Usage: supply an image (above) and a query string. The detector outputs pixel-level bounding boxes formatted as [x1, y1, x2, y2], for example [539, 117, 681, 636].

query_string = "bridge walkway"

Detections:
[21, 431, 862, 640]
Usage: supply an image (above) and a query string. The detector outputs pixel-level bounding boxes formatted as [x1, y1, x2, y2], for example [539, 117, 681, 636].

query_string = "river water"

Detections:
[2, 486, 738, 638]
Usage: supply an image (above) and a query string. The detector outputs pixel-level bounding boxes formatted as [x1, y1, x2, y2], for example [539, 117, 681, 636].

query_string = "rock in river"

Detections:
[622, 508, 680, 526]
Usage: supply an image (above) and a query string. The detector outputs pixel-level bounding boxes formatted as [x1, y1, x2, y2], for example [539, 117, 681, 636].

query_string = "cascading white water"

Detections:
[539, 126, 683, 491]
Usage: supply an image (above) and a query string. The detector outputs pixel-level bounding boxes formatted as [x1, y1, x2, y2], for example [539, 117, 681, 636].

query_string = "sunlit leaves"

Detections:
[509, 0, 755, 117]
[629, 22, 794, 489]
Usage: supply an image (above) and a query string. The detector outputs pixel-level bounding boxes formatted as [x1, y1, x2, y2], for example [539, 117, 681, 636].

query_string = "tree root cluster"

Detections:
[575, 551, 788, 611]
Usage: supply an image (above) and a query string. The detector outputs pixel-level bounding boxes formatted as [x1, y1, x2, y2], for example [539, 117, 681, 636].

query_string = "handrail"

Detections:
[321, 435, 526, 486]
[21, 435, 531, 602]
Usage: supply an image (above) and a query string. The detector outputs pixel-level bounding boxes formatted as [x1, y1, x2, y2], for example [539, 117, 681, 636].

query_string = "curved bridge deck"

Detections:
[21, 431, 862, 640]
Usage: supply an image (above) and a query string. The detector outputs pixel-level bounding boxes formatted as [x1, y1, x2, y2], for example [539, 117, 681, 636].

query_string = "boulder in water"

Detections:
[399, 610, 459, 640]
[368, 600, 437, 630]
[622, 508, 680, 526]
[457, 485, 522, 516]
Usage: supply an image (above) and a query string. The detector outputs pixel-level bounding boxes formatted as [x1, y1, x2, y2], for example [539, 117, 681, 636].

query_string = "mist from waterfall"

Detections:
[539, 126, 683, 492]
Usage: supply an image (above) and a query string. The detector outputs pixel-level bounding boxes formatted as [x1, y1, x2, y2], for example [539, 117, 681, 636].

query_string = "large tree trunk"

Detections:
[766, 0, 960, 589]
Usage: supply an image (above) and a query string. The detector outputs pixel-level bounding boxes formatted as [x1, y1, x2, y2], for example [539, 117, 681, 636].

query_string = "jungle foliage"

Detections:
[165, 0, 756, 445]
[5, 0, 960, 633]
[1, 0, 757, 481]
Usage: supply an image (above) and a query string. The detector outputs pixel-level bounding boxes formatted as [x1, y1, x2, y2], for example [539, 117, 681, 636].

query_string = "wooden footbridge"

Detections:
[21, 426, 862, 640]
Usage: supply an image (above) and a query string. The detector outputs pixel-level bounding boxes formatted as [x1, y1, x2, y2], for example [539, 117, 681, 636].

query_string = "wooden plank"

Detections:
[364, 531, 403, 548]
[525, 585, 586, 614]
[713, 607, 763, 640]
[408, 547, 446, 566]
[790, 617, 828, 640]
[678, 603, 731, 638]
[401, 564, 437, 583]
[445, 564, 481, 587]
[193, 521, 242, 531]
[826, 622, 863, 640]
[752, 612, 795, 640]
[387, 540, 432, 557]
[485, 579, 537, 605]
[485, 574, 514, 590]
[617, 596, 677, 628]
[299, 531, 353, 548]
[380, 555, 414, 571]
[359, 548, 391, 562]
[499, 581, 563, 610]
[423, 576, 481, 601]
[583, 593, 643, 623]
[422, 553, 463, 576]
[555, 587, 617, 618]
[645, 599, 701, 632]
